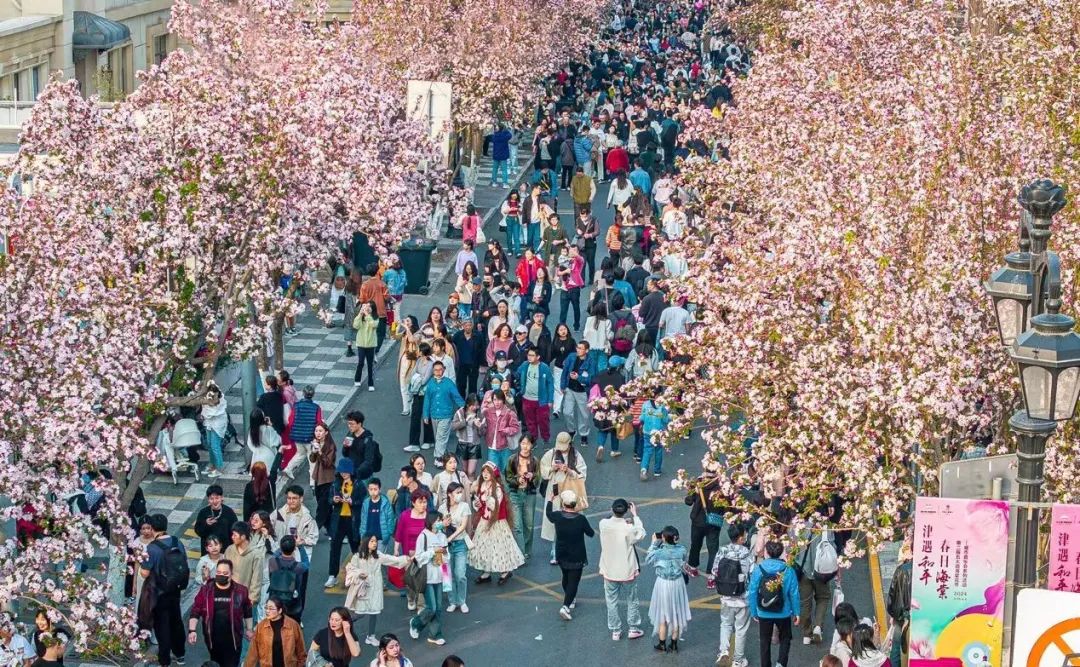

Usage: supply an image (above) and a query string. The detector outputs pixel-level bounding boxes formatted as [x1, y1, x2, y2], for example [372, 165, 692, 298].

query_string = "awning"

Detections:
[72, 11, 130, 50]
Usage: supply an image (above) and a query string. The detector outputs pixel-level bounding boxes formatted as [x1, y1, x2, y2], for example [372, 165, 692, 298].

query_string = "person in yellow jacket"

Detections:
[353, 301, 379, 390]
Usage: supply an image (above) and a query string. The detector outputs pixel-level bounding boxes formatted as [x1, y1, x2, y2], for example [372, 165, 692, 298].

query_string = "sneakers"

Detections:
[611, 451, 622, 458]
[813, 626, 823, 644]
[459, 603, 469, 613]
[408, 625, 419, 640]
[206, 469, 221, 478]
[434, 460, 444, 468]
[421, 443, 433, 450]
[354, 381, 363, 386]
[174, 657, 186, 666]
[653, 471, 662, 477]
[446, 604, 457, 612]
[365, 635, 379, 647]
[802, 636, 812, 645]
[552, 412, 560, 419]
[612, 631, 621, 641]
[595, 446, 604, 462]
[407, 600, 416, 611]
[427, 638, 446, 646]
[345, 347, 355, 357]
[640, 469, 648, 481]
[559, 606, 573, 621]
[323, 576, 337, 588]
[627, 629, 644, 640]
[403, 445, 421, 452]
[569, 602, 576, 609]
[368, 385, 375, 392]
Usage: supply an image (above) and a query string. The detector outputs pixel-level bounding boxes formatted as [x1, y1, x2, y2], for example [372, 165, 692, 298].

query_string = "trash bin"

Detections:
[352, 232, 378, 273]
[398, 238, 437, 295]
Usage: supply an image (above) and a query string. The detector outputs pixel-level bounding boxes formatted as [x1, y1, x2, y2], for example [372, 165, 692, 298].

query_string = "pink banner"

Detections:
[1047, 503, 1080, 592]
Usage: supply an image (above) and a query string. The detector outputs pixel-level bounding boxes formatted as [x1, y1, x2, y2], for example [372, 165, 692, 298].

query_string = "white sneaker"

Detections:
[559, 606, 572, 621]
[813, 625, 823, 644]
[403, 445, 421, 452]
[427, 638, 446, 646]
[354, 381, 363, 386]
[368, 386, 375, 392]
[407, 601, 416, 611]
[364, 635, 378, 647]
[611, 631, 621, 641]
[323, 576, 337, 588]
[446, 604, 457, 613]
[569, 602, 576, 609]
[408, 626, 419, 640]
[802, 636, 812, 645]
[421, 443, 433, 450]
[459, 603, 469, 613]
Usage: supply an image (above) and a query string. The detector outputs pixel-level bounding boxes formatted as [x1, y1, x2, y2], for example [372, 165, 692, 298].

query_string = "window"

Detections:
[0, 63, 48, 103]
[153, 34, 169, 65]
[108, 44, 134, 98]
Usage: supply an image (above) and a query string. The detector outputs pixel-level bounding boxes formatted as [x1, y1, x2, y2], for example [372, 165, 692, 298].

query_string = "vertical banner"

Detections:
[909, 497, 1009, 667]
[1048, 504, 1080, 593]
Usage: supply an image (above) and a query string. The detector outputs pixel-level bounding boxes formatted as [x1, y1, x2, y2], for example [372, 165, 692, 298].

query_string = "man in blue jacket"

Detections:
[747, 540, 800, 667]
[629, 158, 653, 203]
[515, 347, 555, 446]
[422, 361, 465, 462]
[490, 124, 513, 188]
[559, 341, 600, 449]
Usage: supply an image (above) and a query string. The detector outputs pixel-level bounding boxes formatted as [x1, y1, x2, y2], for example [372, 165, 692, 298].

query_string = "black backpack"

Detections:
[369, 437, 383, 473]
[714, 555, 745, 597]
[267, 558, 301, 615]
[153, 538, 190, 595]
[756, 569, 786, 613]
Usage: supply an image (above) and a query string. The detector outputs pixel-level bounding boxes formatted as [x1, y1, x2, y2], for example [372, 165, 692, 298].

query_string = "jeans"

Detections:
[758, 616, 793, 667]
[798, 577, 833, 633]
[561, 389, 591, 441]
[527, 222, 541, 252]
[488, 447, 512, 474]
[448, 540, 469, 606]
[410, 583, 444, 640]
[432, 418, 453, 459]
[688, 523, 721, 571]
[207, 431, 225, 470]
[456, 364, 479, 398]
[355, 346, 376, 386]
[559, 287, 582, 329]
[604, 579, 642, 632]
[561, 566, 583, 607]
[719, 604, 750, 661]
[328, 520, 360, 579]
[509, 143, 519, 167]
[492, 159, 510, 186]
[153, 593, 185, 666]
[641, 441, 663, 474]
[507, 217, 523, 256]
[521, 398, 551, 443]
[597, 429, 620, 452]
[508, 489, 537, 556]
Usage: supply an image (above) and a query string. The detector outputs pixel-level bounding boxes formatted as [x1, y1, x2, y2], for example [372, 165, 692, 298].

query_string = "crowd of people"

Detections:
[0, 2, 914, 667]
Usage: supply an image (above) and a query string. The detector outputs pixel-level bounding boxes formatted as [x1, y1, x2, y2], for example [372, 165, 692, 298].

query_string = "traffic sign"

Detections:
[1014, 589, 1080, 666]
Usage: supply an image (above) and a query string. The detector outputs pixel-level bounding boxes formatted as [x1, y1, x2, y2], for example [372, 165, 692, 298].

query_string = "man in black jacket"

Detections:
[342, 411, 378, 483]
[194, 485, 239, 554]
[637, 275, 667, 344]
[452, 319, 485, 398]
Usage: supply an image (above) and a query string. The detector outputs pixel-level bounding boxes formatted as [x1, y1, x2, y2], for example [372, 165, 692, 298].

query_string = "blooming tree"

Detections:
[638, 0, 1080, 554]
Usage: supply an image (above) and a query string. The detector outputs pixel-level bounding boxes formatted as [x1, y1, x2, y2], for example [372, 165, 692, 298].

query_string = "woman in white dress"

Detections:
[344, 535, 411, 647]
[246, 407, 280, 477]
[467, 462, 524, 585]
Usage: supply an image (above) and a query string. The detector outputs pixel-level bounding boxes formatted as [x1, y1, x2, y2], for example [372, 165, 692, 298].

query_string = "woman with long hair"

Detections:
[646, 526, 692, 653]
[444, 303, 464, 339]
[467, 462, 524, 585]
[309, 607, 361, 667]
[450, 396, 484, 479]
[583, 301, 613, 357]
[440, 481, 472, 613]
[393, 315, 422, 416]
[407, 512, 450, 646]
[501, 191, 523, 257]
[344, 535, 411, 647]
[353, 300, 379, 391]
[368, 633, 412, 667]
[525, 266, 553, 318]
[247, 407, 281, 483]
[487, 300, 517, 340]
[309, 421, 337, 530]
[420, 306, 448, 344]
[485, 323, 514, 367]
[549, 323, 576, 416]
[244, 462, 275, 519]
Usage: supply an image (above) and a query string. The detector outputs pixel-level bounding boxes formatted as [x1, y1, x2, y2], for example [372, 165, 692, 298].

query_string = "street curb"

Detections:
[431, 157, 535, 291]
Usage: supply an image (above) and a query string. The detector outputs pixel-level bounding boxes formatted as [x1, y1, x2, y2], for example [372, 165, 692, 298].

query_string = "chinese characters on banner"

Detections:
[1047, 503, 1080, 593]
[910, 497, 1008, 667]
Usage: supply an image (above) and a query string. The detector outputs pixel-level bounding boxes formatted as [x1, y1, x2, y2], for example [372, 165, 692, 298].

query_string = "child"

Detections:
[639, 390, 671, 481]
[344, 535, 411, 647]
[450, 395, 484, 478]
[646, 526, 691, 653]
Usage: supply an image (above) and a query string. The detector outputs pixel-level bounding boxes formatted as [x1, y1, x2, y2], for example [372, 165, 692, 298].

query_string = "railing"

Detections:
[0, 100, 36, 128]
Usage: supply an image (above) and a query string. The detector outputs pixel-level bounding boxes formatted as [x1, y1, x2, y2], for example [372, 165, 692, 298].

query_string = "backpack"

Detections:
[612, 316, 636, 354]
[267, 558, 301, 615]
[369, 437, 383, 473]
[714, 553, 745, 597]
[813, 532, 839, 582]
[152, 538, 191, 596]
[756, 568, 786, 613]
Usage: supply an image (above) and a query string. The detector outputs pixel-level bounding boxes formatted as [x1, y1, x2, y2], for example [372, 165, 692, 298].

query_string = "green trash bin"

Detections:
[398, 238, 437, 295]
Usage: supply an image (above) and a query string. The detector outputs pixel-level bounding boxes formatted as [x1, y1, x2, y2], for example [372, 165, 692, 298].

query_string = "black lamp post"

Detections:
[985, 179, 1080, 640]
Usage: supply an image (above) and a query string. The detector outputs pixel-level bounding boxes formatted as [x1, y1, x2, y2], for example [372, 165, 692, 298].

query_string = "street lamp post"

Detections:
[985, 179, 1080, 650]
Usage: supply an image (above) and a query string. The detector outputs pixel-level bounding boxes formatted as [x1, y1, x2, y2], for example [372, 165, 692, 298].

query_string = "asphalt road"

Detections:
[179, 181, 878, 667]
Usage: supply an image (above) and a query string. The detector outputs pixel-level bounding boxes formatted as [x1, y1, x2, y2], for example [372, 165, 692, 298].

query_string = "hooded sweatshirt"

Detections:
[746, 557, 800, 619]
[849, 649, 891, 667]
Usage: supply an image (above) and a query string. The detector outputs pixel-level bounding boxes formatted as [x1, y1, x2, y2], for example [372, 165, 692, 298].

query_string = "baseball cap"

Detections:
[515, 324, 528, 334]
[494, 351, 508, 360]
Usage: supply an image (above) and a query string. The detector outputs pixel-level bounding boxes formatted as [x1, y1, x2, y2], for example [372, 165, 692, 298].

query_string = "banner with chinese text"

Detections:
[910, 497, 1008, 666]
[1047, 503, 1080, 593]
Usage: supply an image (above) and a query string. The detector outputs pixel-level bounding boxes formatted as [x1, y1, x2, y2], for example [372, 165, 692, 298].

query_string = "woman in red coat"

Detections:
[605, 142, 630, 176]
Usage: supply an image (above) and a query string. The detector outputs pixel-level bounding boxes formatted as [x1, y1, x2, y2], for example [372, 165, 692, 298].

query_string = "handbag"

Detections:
[475, 226, 487, 244]
[615, 420, 634, 440]
[561, 475, 589, 510]
[335, 294, 346, 314]
[353, 577, 371, 601]
[698, 488, 724, 528]
[306, 651, 330, 667]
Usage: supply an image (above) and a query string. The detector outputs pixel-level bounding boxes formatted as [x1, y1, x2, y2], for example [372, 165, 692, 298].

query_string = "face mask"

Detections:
[452, 492, 463, 503]
[434, 522, 445, 532]
[215, 574, 231, 586]
[491, 381, 502, 391]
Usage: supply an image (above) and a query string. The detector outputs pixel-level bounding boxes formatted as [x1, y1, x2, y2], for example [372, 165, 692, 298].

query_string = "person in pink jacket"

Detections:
[460, 205, 480, 244]
[481, 389, 520, 473]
